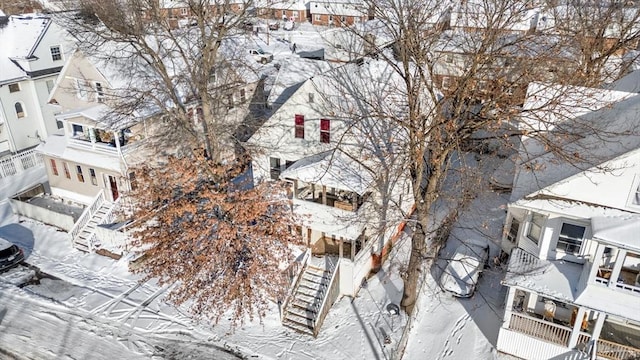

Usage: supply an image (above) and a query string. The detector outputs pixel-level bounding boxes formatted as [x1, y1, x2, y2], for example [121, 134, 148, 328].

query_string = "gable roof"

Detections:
[591, 215, 640, 251]
[511, 81, 640, 203]
[0, 14, 52, 83]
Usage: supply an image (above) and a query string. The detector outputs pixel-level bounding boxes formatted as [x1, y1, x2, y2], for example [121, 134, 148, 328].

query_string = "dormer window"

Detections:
[527, 212, 545, 245]
[308, 93, 314, 103]
[76, 79, 88, 100]
[50, 45, 62, 61]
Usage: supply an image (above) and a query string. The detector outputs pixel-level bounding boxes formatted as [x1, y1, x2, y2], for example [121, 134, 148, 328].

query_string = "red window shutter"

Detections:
[295, 114, 305, 139]
[295, 114, 304, 125]
[320, 118, 330, 130]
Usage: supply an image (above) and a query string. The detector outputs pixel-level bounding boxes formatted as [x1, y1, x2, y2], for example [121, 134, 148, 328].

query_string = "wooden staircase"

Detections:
[72, 202, 114, 252]
[282, 255, 340, 337]
[68, 190, 115, 252]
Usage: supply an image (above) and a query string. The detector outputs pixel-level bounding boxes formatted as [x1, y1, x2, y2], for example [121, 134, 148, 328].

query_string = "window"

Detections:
[506, 218, 520, 243]
[294, 114, 305, 139]
[240, 88, 246, 102]
[46, 79, 55, 94]
[340, 16, 346, 23]
[227, 94, 234, 109]
[76, 165, 85, 183]
[527, 213, 545, 245]
[632, 181, 640, 206]
[308, 93, 314, 103]
[320, 119, 330, 143]
[14, 102, 25, 118]
[314, 14, 321, 21]
[50, 159, 59, 176]
[56, 120, 63, 129]
[72, 124, 84, 137]
[557, 223, 585, 255]
[442, 76, 451, 90]
[181, 8, 187, 15]
[282, 10, 286, 16]
[76, 79, 87, 100]
[270, 157, 281, 180]
[90, 168, 97, 186]
[95, 82, 104, 102]
[329, 15, 333, 22]
[8, 83, 20, 93]
[50, 46, 62, 61]
[63, 162, 71, 179]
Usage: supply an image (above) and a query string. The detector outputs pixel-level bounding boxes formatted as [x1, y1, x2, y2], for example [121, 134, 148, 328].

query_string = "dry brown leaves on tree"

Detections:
[126, 155, 302, 327]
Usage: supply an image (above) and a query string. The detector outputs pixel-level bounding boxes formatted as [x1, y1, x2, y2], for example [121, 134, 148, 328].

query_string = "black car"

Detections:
[0, 238, 24, 272]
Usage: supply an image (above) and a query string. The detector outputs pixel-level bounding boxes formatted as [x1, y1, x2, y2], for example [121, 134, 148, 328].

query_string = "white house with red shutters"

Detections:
[246, 59, 413, 336]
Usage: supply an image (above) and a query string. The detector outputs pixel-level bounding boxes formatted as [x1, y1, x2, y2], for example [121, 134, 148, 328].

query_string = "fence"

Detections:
[0, 149, 43, 179]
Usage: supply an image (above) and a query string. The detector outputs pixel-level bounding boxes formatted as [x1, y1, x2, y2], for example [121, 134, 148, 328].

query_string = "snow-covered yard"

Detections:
[0, 158, 514, 360]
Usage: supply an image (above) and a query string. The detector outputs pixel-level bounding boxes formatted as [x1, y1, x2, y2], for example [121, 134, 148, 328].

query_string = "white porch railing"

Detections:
[508, 312, 573, 347]
[0, 149, 43, 179]
[597, 338, 640, 360]
[280, 249, 311, 322]
[312, 256, 340, 337]
[68, 189, 106, 251]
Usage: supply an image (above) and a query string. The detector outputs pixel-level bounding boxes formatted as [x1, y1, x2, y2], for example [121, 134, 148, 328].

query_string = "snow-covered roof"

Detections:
[255, 0, 307, 11]
[575, 285, 640, 323]
[280, 150, 374, 195]
[503, 248, 582, 303]
[37, 130, 124, 172]
[510, 81, 640, 203]
[451, 1, 540, 32]
[591, 215, 640, 251]
[267, 57, 334, 108]
[308, 0, 368, 17]
[0, 14, 52, 83]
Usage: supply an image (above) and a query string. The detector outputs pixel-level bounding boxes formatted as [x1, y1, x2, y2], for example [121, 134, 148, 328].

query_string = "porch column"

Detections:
[293, 180, 298, 198]
[608, 249, 626, 289]
[114, 131, 122, 154]
[591, 311, 606, 343]
[350, 238, 355, 260]
[568, 307, 588, 348]
[322, 185, 327, 205]
[502, 286, 517, 328]
[338, 237, 343, 258]
[587, 244, 606, 282]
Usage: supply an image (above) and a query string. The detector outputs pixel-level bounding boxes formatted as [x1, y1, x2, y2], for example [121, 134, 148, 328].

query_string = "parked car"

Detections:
[439, 240, 490, 298]
[248, 48, 274, 64]
[0, 238, 24, 272]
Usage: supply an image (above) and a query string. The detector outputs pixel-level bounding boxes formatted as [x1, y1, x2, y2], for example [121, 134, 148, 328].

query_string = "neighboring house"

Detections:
[0, 13, 71, 156]
[308, 0, 370, 26]
[255, 0, 309, 22]
[246, 59, 413, 336]
[496, 81, 640, 360]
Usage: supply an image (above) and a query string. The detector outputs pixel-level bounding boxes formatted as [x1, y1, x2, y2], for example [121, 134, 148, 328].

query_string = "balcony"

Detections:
[295, 182, 368, 212]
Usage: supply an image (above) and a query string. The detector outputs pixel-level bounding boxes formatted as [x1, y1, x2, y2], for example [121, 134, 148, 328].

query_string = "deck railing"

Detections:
[280, 249, 311, 322]
[68, 190, 106, 249]
[312, 257, 340, 337]
[597, 338, 640, 360]
[508, 312, 572, 347]
[0, 149, 43, 179]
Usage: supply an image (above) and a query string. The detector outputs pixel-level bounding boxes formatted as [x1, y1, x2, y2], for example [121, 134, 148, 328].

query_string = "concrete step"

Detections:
[296, 285, 324, 298]
[302, 271, 330, 284]
[293, 292, 320, 304]
[291, 299, 319, 314]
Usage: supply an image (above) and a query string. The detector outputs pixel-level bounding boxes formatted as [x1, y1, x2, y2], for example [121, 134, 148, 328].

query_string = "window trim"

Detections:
[556, 222, 586, 256]
[527, 212, 545, 245]
[270, 157, 281, 180]
[76, 165, 85, 183]
[90, 168, 98, 186]
[14, 102, 25, 118]
[320, 118, 330, 143]
[294, 114, 305, 139]
[8, 83, 20, 93]
[442, 76, 451, 90]
[95, 82, 104, 102]
[50, 159, 59, 176]
[63, 162, 71, 179]
[50, 45, 62, 61]
[506, 217, 520, 244]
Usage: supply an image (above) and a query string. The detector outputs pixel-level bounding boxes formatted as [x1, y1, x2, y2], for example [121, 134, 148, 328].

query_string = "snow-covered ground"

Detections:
[0, 160, 514, 360]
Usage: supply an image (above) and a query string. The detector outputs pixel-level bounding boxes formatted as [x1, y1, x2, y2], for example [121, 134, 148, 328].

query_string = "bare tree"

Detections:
[51, 0, 305, 325]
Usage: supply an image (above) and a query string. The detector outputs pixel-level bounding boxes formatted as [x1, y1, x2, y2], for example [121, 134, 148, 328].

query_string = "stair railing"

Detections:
[68, 189, 106, 249]
[312, 257, 341, 337]
[281, 248, 311, 322]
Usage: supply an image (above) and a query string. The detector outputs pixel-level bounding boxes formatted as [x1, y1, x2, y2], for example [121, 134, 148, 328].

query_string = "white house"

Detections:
[246, 59, 413, 336]
[496, 80, 640, 360]
[0, 13, 72, 156]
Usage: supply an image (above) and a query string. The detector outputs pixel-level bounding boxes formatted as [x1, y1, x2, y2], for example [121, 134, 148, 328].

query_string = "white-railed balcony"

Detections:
[68, 132, 143, 157]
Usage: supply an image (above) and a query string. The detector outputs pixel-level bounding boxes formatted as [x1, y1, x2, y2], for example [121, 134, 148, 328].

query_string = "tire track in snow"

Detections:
[437, 314, 470, 360]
